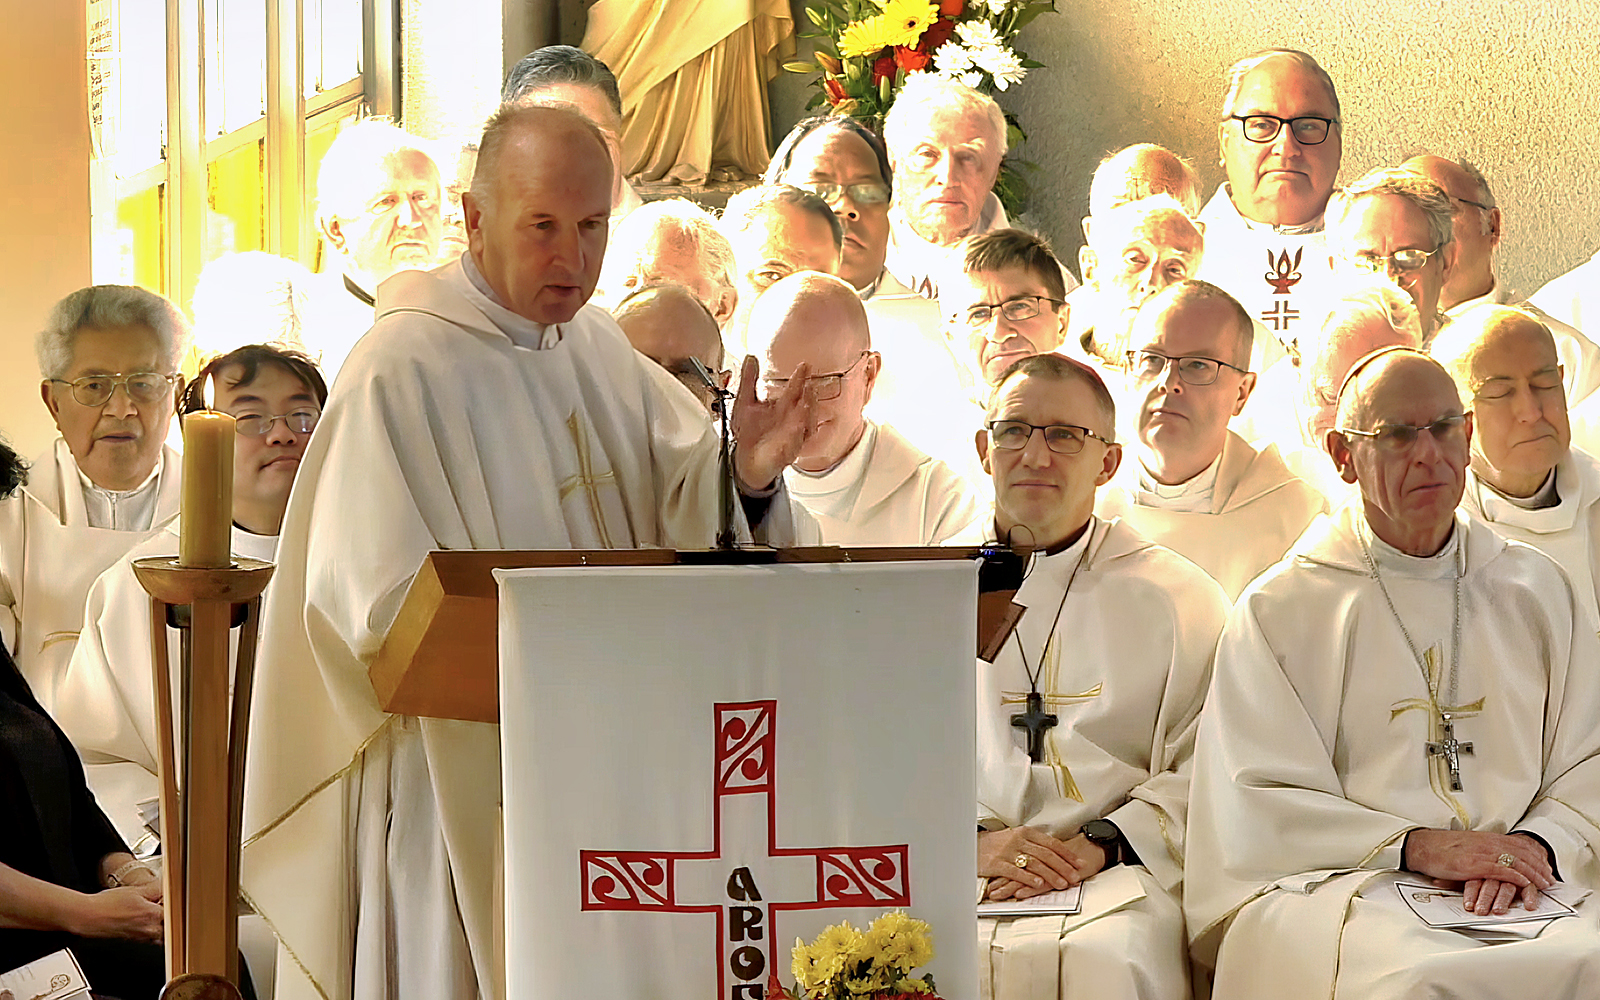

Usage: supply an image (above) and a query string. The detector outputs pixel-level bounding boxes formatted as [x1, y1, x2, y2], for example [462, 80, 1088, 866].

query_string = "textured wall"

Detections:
[773, 0, 1600, 300]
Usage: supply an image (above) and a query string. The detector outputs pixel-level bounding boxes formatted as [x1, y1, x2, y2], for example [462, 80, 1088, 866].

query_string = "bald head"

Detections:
[1088, 144, 1203, 219]
[614, 284, 727, 410]
[1431, 304, 1569, 498]
[465, 103, 613, 325]
[1401, 154, 1501, 311]
[748, 272, 878, 473]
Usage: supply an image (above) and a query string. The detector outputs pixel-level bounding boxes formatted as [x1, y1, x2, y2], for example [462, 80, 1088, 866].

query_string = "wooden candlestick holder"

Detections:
[132, 556, 274, 986]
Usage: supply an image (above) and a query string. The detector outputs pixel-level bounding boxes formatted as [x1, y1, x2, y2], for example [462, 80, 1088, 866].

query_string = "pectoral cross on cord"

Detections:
[1427, 711, 1474, 792]
[1009, 525, 1093, 762]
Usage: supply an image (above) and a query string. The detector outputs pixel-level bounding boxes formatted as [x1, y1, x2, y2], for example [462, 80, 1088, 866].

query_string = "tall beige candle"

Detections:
[179, 401, 235, 568]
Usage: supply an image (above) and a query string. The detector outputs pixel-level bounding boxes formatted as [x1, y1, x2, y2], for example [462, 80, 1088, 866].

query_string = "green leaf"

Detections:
[805, 92, 828, 109]
[1021, 58, 1044, 69]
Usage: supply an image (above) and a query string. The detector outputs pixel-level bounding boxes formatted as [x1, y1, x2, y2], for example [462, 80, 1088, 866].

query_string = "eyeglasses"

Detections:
[234, 409, 320, 437]
[1124, 350, 1248, 386]
[799, 181, 890, 206]
[1336, 414, 1468, 452]
[1451, 195, 1494, 213]
[1345, 247, 1441, 275]
[961, 296, 1064, 329]
[1229, 114, 1340, 145]
[987, 420, 1113, 456]
[48, 372, 178, 407]
[761, 351, 872, 402]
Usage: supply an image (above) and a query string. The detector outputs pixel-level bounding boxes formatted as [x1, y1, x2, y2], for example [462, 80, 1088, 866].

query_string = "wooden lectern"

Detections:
[370, 545, 1023, 723]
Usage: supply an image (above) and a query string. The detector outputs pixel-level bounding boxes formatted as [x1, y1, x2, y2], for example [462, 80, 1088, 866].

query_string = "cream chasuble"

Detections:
[582, 0, 792, 183]
[1462, 449, 1600, 627]
[241, 256, 811, 1000]
[1448, 282, 1600, 407]
[1096, 432, 1326, 599]
[1530, 251, 1598, 343]
[0, 439, 181, 701]
[975, 515, 1229, 1000]
[1194, 185, 1333, 359]
[1187, 504, 1600, 1000]
[784, 420, 982, 546]
[53, 522, 278, 850]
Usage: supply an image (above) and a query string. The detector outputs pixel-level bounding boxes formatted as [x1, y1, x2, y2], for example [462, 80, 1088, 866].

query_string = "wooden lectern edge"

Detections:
[369, 546, 1006, 724]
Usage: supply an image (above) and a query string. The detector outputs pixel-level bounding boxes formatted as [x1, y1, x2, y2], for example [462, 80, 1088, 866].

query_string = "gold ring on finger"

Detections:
[1013, 853, 1030, 869]
[1497, 853, 1516, 867]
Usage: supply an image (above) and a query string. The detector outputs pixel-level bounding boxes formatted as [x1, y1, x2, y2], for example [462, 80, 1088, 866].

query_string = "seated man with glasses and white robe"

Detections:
[54, 344, 327, 849]
[1188, 346, 1600, 1000]
[1097, 280, 1325, 599]
[749, 272, 979, 546]
[953, 353, 1229, 1000]
[0, 286, 188, 715]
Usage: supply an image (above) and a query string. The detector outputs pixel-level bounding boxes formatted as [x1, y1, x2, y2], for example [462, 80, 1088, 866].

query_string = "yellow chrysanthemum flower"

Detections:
[878, 0, 939, 47]
[838, 14, 894, 58]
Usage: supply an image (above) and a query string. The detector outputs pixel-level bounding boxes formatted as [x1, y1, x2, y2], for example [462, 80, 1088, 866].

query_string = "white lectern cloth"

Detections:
[498, 560, 978, 999]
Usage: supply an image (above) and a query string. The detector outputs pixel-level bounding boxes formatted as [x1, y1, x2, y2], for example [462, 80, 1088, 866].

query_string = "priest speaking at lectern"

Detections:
[240, 103, 819, 1000]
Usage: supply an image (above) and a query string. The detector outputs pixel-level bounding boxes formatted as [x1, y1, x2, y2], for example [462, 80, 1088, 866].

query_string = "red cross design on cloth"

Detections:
[580, 700, 912, 998]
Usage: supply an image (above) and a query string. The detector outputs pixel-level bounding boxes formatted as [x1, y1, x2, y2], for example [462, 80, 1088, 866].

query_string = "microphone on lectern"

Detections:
[689, 358, 738, 550]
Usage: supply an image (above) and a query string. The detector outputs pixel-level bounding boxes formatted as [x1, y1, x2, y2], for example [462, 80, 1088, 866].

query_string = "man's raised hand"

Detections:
[730, 356, 815, 492]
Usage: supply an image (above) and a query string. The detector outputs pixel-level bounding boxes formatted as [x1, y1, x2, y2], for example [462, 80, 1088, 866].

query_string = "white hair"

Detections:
[610, 198, 736, 289]
[1087, 193, 1202, 257]
[1089, 144, 1202, 217]
[1220, 49, 1341, 120]
[1327, 168, 1455, 258]
[1315, 276, 1424, 352]
[883, 74, 1008, 160]
[191, 251, 314, 360]
[37, 285, 192, 379]
[315, 117, 438, 227]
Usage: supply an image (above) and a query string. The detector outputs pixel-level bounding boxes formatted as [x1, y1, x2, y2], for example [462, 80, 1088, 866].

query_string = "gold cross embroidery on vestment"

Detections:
[558, 411, 618, 548]
[1390, 645, 1484, 827]
[1001, 631, 1102, 802]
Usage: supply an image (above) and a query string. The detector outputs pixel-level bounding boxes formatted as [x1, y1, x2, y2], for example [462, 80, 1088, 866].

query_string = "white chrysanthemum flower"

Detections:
[955, 19, 1005, 51]
[934, 42, 975, 75]
[980, 0, 1013, 14]
[973, 44, 1026, 89]
[938, 69, 983, 89]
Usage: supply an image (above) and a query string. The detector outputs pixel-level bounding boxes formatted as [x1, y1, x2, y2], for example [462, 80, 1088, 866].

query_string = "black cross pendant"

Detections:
[1425, 713, 1474, 792]
[1011, 691, 1058, 762]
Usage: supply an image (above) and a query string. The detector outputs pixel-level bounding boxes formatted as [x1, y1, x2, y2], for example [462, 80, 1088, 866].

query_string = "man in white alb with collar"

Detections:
[1432, 305, 1600, 624]
[750, 271, 980, 546]
[1195, 49, 1343, 360]
[959, 353, 1229, 1000]
[0, 286, 186, 706]
[1187, 346, 1600, 1000]
[1098, 280, 1325, 599]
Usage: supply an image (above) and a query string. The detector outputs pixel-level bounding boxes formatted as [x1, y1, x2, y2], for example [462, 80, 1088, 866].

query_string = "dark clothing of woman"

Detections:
[0, 642, 166, 999]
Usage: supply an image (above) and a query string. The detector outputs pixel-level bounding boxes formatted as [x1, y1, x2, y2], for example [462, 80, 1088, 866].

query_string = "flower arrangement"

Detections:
[783, 0, 1058, 213]
[767, 910, 945, 1000]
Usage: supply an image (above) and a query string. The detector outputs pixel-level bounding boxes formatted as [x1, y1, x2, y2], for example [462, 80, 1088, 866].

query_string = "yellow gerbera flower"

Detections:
[838, 14, 894, 58]
[878, 0, 939, 47]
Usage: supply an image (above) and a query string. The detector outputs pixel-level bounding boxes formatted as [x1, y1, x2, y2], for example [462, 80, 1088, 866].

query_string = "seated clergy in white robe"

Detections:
[1194, 49, 1343, 360]
[1403, 156, 1600, 408]
[1530, 248, 1599, 338]
[240, 104, 819, 1000]
[0, 286, 187, 703]
[1431, 305, 1600, 624]
[55, 345, 326, 849]
[611, 283, 730, 413]
[1187, 346, 1600, 1000]
[960, 353, 1230, 1000]
[749, 272, 980, 545]
[1098, 281, 1325, 599]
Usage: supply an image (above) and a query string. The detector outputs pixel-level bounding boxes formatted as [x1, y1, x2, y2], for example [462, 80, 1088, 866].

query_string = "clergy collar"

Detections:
[1478, 467, 1560, 512]
[789, 421, 876, 489]
[1136, 452, 1222, 512]
[1222, 184, 1325, 237]
[455, 254, 564, 350]
[75, 452, 163, 504]
[856, 270, 885, 302]
[1361, 510, 1462, 580]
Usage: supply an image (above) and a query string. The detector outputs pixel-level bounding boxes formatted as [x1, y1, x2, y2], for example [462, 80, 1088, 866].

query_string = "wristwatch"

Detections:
[1081, 819, 1123, 867]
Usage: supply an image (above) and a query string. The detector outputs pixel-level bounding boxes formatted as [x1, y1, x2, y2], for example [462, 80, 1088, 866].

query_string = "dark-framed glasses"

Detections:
[1452, 195, 1494, 213]
[800, 181, 890, 206]
[1229, 114, 1339, 145]
[962, 296, 1063, 329]
[1124, 350, 1247, 386]
[1336, 414, 1468, 452]
[761, 351, 872, 402]
[48, 372, 178, 407]
[234, 409, 320, 437]
[987, 420, 1113, 456]
[1346, 247, 1440, 275]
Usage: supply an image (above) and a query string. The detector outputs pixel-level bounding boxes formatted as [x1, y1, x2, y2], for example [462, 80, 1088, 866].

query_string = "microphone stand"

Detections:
[690, 358, 738, 551]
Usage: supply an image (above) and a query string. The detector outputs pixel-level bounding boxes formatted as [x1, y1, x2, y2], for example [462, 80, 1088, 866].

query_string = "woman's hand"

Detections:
[64, 882, 163, 942]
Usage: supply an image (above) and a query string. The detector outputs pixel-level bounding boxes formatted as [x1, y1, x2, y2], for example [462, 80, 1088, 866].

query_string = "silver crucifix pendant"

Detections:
[1425, 712, 1474, 792]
